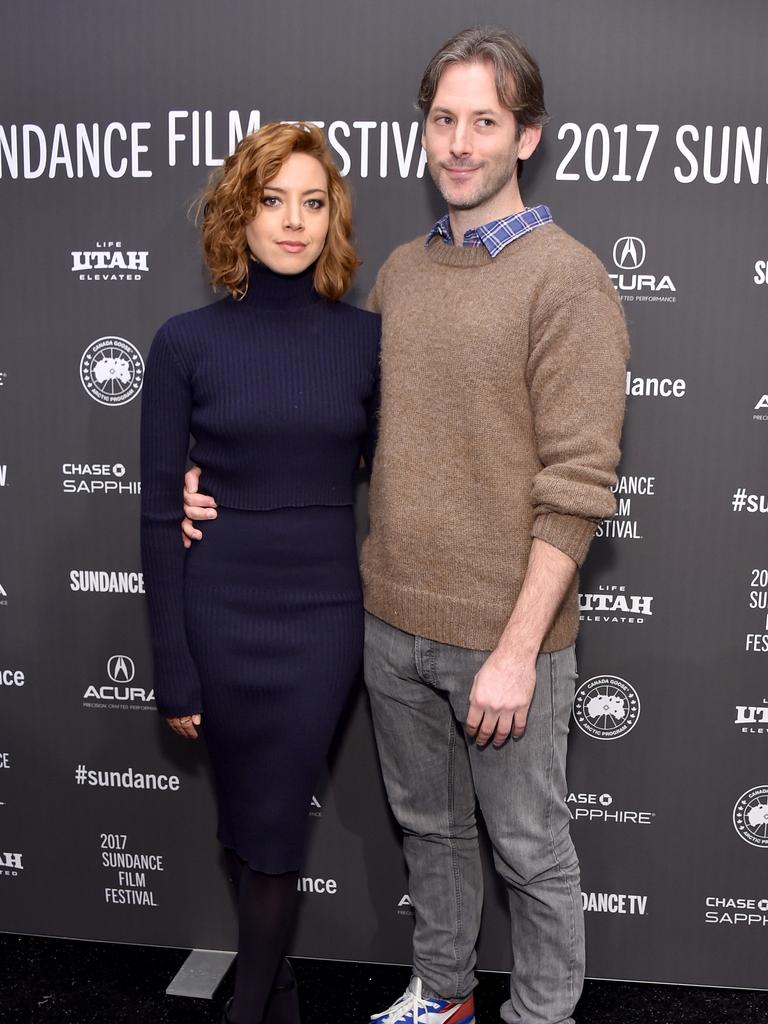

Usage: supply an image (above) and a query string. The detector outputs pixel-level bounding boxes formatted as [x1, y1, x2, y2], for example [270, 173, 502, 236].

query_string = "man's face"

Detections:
[422, 60, 540, 213]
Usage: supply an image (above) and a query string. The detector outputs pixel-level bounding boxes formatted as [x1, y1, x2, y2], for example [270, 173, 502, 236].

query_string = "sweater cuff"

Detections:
[532, 512, 598, 567]
[152, 653, 203, 719]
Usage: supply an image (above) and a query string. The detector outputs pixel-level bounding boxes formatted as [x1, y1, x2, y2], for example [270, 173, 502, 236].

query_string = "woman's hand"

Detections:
[166, 713, 202, 739]
[181, 466, 218, 548]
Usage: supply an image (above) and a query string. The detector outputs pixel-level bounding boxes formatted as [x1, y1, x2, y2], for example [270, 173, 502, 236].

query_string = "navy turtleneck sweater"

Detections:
[140, 261, 380, 711]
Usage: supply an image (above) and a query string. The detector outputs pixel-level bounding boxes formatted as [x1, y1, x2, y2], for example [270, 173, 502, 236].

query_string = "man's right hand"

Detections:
[181, 466, 217, 548]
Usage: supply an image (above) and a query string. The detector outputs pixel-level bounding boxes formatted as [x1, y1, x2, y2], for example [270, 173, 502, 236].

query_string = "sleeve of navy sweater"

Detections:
[140, 323, 202, 718]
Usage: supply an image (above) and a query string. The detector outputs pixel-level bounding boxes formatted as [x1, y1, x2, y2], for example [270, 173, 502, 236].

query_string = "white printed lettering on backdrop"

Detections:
[0, 112, 428, 180]
[3, 116, 767, 183]
[555, 123, 768, 184]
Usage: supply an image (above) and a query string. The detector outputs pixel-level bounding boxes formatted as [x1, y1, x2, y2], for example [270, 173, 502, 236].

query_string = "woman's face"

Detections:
[245, 152, 330, 275]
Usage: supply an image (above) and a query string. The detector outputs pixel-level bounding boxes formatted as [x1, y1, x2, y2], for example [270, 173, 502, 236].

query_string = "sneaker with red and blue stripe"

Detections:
[369, 977, 476, 1024]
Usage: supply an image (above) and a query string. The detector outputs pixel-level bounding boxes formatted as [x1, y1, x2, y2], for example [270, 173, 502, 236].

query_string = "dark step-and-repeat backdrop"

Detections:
[1, 0, 767, 991]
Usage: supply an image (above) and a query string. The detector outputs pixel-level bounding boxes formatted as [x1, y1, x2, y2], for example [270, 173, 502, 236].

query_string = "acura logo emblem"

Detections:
[613, 236, 646, 271]
[107, 655, 135, 683]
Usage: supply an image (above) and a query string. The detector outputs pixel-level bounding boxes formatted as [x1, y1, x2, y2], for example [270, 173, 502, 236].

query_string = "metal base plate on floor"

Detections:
[166, 948, 237, 999]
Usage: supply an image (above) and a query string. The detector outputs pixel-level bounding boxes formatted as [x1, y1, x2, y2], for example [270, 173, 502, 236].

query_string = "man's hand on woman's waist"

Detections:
[181, 465, 217, 547]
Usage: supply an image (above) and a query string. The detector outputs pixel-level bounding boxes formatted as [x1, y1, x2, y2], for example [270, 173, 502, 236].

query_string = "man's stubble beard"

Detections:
[428, 149, 519, 212]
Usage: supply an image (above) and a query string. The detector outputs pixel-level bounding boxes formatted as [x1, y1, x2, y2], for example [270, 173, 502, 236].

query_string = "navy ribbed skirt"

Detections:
[184, 505, 363, 873]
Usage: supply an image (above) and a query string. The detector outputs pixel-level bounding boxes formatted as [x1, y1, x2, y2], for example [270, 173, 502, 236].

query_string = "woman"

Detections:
[140, 121, 379, 1024]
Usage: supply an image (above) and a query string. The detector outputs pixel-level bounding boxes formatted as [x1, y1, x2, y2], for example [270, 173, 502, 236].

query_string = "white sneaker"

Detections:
[369, 977, 476, 1024]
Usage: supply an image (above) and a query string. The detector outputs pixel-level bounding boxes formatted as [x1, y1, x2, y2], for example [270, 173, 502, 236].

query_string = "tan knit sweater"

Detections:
[361, 223, 629, 652]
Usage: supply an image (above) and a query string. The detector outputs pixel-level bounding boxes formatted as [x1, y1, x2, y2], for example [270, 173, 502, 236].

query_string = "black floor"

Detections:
[1, 934, 767, 1024]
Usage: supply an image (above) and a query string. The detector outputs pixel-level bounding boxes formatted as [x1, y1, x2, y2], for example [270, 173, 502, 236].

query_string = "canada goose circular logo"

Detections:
[107, 655, 135, 684]
[733, 785, 768, 848]
[613, 236, 646, 271]
[80, 337, 144, 406]
[573, 675, 640, 740]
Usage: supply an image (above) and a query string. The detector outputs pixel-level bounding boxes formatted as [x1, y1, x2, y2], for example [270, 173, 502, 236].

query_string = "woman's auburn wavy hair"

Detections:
[199, 121, 359, 301]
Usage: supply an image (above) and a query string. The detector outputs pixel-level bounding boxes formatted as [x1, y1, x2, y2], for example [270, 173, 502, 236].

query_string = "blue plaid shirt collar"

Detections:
[425, 205, 553, 257]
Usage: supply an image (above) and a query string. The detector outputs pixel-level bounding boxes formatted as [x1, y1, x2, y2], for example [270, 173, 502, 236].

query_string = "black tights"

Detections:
[225, 850, 299, 1024]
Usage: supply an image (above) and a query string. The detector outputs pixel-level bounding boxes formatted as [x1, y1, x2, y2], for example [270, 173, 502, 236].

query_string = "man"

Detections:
[184, 26, 628, 1024]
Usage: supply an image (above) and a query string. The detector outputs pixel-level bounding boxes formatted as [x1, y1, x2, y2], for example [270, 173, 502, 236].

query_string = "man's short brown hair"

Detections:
[418, 26, 548, 135]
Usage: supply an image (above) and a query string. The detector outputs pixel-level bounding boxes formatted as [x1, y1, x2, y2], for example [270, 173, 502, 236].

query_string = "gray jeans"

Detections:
[364, 611, 584, 1024]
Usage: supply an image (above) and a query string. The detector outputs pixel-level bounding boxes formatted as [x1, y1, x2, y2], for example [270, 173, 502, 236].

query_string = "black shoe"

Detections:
[222, 961, 299, 1024]
[263, 959, 300, 1024]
